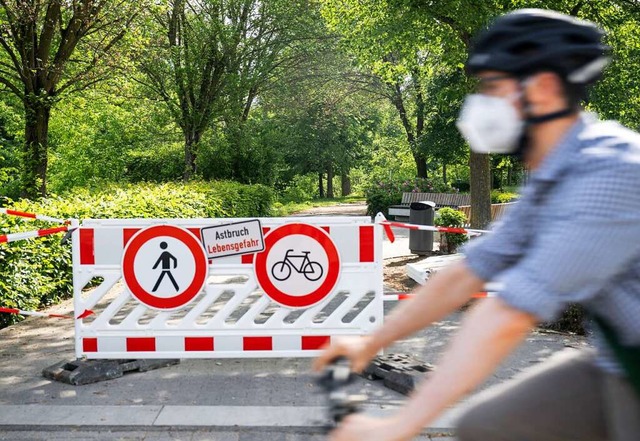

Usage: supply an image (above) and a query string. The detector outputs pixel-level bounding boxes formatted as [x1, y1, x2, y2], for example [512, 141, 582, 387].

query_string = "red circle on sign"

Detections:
[254, 223, 340, 308]
[122, 225, 207, 310]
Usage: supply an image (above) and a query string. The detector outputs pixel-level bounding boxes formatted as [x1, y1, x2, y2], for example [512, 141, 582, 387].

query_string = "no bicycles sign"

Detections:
[254, 223, 341, 308]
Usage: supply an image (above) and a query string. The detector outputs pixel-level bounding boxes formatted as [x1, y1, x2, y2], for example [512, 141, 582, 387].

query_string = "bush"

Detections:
[434, 207, 468, 254]
[540, 304, 587, 335]
[278, 174, 318, 203]
[0, 215, 73, 328]
[491, 190, 519, 204]
[0, 181, 274, 329]
[365, 177, 453, 217]
[125, 144, 184, 183]
[452, 181, 470, 192]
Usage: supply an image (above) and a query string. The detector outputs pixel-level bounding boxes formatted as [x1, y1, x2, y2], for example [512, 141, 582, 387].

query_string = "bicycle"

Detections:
[271, 249, 323, 281]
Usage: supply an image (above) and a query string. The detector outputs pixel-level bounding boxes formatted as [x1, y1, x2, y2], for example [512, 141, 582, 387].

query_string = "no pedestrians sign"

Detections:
[122, 225, 208, 310]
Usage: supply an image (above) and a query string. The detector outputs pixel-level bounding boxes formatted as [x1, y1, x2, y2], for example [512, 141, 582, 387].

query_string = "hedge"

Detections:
[0, 181, 274, 328]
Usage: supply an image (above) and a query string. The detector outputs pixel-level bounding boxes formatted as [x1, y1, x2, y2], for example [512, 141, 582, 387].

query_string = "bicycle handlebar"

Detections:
[317, 357, 364, 428]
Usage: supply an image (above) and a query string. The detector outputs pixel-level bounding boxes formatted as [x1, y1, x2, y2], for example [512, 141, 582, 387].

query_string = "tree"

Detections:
[330, 0, 640, 228]
[139, 0, 227, 180]
[250, 27, 380, 198]
[139, 0, 319, 180]
[419, 69, 469, 185]
[265, 91, 374, 198]
[320, 0, 495, 226]
[320, 0, 437, 179]
[220, 0, 326, 181]
[0, 0, 142, 198]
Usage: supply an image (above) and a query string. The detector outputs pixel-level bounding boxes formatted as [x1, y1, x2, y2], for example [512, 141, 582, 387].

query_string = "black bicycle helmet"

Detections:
[466, 9, 609, 84]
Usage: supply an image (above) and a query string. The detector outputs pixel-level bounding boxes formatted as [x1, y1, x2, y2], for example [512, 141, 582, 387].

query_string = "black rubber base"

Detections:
[362, 353, 434, 395]
[42, 358, 180, 385]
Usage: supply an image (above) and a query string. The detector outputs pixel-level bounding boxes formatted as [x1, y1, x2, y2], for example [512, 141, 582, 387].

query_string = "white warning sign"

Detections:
[201, 219, 264, 259]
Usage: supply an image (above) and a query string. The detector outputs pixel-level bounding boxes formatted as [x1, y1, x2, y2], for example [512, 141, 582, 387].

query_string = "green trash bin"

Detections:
[409, 201, 435, 255]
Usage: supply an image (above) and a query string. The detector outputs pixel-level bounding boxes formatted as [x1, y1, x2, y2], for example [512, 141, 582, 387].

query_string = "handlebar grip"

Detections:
[318, 356, 363, 427]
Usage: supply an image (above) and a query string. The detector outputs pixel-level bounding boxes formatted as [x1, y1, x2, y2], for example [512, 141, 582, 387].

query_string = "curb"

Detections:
[0, 404, 459, 434]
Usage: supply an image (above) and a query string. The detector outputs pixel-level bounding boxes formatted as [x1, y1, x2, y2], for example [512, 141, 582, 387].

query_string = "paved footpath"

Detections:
[0, 203, 590, 440]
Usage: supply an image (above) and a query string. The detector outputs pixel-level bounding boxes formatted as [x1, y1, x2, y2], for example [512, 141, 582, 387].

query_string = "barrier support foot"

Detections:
[361, 353, 434, 395]
[42, 358, 180, 385]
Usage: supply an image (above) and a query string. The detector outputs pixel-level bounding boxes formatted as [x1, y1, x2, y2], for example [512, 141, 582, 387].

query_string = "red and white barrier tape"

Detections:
[380, 220, 490, 235]
[0, 208, 67, 224]
[374, 212, 489, 243]
[383, 291, 492, 301]
[0, 307, 70, 319]
[0, 307, 94, 320]
[0, 225, 71, 244]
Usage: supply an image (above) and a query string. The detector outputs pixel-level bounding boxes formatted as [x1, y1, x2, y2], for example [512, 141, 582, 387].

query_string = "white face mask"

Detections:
[456, 94, 524, 154]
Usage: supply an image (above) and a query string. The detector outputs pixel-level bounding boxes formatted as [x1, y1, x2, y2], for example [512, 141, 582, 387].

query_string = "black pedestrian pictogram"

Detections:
[271, 249, 323, 282]
[152, 241, 179, 292]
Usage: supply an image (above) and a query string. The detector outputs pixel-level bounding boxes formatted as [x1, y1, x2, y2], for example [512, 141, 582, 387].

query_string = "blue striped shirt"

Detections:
[464, 113, 640, 372]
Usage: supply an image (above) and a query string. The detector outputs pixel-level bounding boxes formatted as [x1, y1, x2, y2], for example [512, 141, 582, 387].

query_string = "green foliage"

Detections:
[278, 174, 319, 203]
[360, 106, 417, 185]
[434, 207, 468, 253]
[125, 144, 184, 183]
[48, 87, 181, 191]
[138, 0, 322, 179]
[210, 181, 275, 218]
[0, 215, 73, 328]
[0, 0, 148, 197]
[490, 190, 518, 204]
[0, 180, 274, 329]
[12, 181, 274, 220]
[0, 98, 23, 199]
[0, 151, 20, 200]
[196, 121, 282, 186]
[365, 177, 452, 216]
[540, 304, 587, 335]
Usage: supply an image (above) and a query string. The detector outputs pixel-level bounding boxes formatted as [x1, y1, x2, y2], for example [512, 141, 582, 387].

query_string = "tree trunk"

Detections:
[318, 172, 324, 198]
[226, 123, 248, 182]
[443, 164, 447, 185]
[183, 129, 201, 180]
[341, 172, 351, 197]
[469, 152, 492, 229]
[414, 153, 427, 179]
[390, 82, 427, 179]
[327, 163, 334, 198]
[21, 100, 51, 198]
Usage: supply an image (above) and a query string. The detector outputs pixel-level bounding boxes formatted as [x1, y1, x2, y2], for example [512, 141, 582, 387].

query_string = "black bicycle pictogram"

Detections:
[271, 249, 323, 282]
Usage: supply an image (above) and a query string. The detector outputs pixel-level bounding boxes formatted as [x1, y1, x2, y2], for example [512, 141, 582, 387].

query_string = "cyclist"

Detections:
[315, 9, 640, 441]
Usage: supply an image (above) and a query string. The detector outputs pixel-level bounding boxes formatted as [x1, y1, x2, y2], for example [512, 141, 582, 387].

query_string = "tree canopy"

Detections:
[0, 0, 638, 219]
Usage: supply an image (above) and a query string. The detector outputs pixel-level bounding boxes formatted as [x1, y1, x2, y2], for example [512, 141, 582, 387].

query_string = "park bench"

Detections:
[388, 192, 471, 221]
[457, 202, 516, 226]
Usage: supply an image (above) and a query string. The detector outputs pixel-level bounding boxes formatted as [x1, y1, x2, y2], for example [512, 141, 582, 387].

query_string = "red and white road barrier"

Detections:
[0, 307, 94, 320]
[0, 225, 72, 244]
[0, 208, 67, 224]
